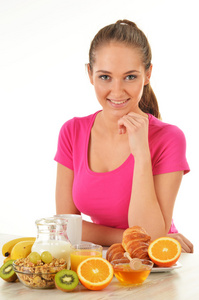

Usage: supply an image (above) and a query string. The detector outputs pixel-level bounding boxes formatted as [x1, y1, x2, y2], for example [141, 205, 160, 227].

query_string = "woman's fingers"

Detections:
[118, 113, 148, 134]
[167, 233, 194, 253]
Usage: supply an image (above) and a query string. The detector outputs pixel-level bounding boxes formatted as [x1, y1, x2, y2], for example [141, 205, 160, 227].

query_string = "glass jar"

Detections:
[31, 217, 71, 267]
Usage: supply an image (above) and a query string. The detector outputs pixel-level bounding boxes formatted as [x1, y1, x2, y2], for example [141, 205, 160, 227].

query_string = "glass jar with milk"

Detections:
[31, 217, 71, 267]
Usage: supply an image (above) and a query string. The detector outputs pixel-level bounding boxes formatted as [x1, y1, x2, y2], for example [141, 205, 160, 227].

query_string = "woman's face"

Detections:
[88, 42, 152, 118]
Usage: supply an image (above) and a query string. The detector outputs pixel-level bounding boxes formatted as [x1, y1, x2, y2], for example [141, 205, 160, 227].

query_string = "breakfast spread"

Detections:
[0, 221, 182, 292]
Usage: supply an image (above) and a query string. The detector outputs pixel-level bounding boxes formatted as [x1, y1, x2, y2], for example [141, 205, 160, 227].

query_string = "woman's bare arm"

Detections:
[118, 112, 193, 249]
[56, 163, 79, 214]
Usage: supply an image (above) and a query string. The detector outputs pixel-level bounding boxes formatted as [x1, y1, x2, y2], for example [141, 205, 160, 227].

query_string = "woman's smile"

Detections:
[107, 98, 130, 108]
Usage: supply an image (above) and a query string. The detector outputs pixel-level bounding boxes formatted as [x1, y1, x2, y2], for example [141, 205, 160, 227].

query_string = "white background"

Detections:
[0, 0, 198, 251]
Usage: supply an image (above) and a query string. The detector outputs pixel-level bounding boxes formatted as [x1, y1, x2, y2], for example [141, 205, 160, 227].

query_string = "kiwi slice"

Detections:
[55, 269, 79, 292]
[0, 260, 17, 282]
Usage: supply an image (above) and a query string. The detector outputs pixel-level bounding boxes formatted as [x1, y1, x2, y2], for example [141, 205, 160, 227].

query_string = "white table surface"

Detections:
[0, 233, 199, 300]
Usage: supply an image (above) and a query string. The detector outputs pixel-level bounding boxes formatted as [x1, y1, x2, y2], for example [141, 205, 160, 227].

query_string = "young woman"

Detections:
[55, 20, 193, 252]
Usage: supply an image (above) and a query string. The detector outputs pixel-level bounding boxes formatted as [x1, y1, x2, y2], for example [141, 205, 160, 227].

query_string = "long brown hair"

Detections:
[89, 19, 161, 119]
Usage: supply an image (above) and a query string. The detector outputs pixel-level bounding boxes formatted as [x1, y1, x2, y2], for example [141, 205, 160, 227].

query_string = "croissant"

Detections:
[106, 243, 125, 262]
[122, 226, 151, 260]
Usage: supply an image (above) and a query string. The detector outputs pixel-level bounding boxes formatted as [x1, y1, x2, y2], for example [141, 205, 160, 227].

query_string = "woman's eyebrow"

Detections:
[124, 70, 141, 74]
[96, 70, 111, 74]
[95, 70, 141, 74]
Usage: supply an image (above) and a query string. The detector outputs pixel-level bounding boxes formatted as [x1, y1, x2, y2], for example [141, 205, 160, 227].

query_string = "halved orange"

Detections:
[77, 257, 113, 290]
[148, 237, 181, 267]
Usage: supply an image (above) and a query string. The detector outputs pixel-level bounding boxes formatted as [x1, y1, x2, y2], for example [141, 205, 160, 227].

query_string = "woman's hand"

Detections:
[118, 112, 149, 157]
[167, 233, 194, 253]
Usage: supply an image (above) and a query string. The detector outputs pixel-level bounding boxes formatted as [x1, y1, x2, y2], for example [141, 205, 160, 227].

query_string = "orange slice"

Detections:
[77, 257, 113, 290]
[148, 237, 181, 267]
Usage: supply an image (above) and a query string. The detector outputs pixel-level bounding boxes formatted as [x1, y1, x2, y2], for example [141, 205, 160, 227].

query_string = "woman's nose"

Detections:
[110, 79, 125, 98]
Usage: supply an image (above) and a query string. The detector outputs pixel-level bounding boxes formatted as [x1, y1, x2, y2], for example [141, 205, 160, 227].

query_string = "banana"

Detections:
[10, 240, 35, 260]
[2, 237, 36, 257]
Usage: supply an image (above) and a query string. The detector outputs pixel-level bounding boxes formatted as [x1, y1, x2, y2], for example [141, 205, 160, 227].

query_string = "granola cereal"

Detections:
[13, 256, 67, 289]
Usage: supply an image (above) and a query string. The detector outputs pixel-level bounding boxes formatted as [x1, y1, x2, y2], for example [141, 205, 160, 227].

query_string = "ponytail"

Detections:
[139, 84, 161, 119]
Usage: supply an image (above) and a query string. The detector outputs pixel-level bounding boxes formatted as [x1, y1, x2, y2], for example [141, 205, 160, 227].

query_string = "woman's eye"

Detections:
[125, 75, 136, 80]
[99, 75, 110, 80]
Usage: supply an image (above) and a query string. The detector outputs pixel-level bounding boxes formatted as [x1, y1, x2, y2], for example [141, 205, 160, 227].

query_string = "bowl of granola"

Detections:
[13, 256, 67, 289]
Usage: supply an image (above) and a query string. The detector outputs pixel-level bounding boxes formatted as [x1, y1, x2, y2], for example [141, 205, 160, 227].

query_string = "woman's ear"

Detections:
[144, 64, 153, 86]
[87, 63, 94, 85]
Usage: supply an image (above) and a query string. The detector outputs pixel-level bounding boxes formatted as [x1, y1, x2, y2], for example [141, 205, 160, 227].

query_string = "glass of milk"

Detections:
[31, 217, 71, 268]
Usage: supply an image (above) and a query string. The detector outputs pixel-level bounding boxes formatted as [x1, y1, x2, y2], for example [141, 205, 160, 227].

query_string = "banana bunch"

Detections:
[2, 237, 36, 262]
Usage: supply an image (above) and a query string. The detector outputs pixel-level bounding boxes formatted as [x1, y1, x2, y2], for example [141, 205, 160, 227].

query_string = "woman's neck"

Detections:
[97, 110, 122, 137]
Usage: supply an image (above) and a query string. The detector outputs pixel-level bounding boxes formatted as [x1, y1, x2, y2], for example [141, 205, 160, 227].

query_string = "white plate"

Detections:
[151, 261, 182, 272]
